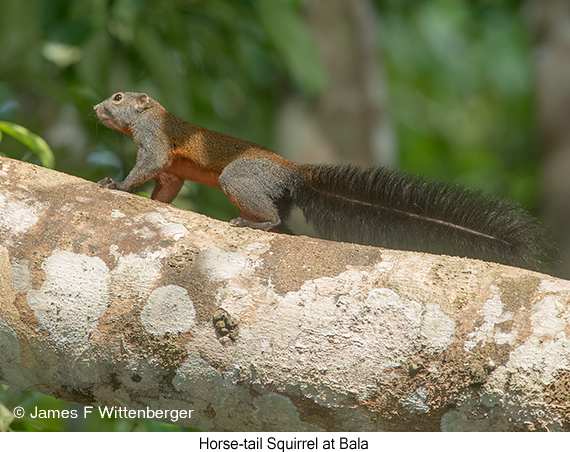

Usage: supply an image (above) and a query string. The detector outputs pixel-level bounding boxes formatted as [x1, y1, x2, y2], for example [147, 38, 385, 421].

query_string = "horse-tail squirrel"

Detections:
[94, 91, 548, 270]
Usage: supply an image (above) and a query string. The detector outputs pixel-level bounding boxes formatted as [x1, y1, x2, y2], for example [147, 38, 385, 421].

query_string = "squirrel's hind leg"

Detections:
[219, 158, 296, 231]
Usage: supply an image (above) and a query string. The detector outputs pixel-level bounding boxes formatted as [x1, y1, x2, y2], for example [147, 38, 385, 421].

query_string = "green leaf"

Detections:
[132, 27, 189, 118]
[0, 129, 7, 158]
[255, 0, 325, 95]
[0, 121, 55, 168]
[0, 401, 14, 432]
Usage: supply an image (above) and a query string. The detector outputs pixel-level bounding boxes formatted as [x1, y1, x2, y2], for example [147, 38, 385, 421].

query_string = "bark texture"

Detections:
[1, 156, 569, 431]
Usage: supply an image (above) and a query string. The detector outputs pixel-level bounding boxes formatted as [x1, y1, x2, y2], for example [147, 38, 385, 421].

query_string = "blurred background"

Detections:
[1, 0, 569, 431]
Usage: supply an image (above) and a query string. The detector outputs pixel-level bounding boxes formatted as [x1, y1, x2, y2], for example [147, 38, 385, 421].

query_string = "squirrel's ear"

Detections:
[135, 93, 150, 112]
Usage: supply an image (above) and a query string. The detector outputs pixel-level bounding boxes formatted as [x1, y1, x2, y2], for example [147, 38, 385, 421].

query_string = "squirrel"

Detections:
[94, 91, 548, 270]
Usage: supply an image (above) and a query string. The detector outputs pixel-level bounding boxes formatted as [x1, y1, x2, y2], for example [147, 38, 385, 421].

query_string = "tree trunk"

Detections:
[276, 0, 396, 167]
[1, 156, 569, 431]
[528, 0, 570, 279]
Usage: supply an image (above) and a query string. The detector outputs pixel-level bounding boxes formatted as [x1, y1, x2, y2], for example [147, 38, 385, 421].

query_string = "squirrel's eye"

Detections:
[113, 93, 123, 102]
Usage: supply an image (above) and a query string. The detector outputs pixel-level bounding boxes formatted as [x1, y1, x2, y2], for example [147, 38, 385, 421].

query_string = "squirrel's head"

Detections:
[94, 92, 152, 135]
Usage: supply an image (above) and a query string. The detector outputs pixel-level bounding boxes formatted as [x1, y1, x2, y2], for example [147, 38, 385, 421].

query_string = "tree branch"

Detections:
[1, 156, 569, 431]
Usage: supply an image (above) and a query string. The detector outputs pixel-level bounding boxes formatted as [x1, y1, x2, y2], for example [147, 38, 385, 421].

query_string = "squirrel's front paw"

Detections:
[98, 177, 119, 189]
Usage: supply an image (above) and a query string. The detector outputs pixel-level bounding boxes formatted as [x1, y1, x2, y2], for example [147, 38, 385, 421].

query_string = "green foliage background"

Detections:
[0, 0, 538, 431]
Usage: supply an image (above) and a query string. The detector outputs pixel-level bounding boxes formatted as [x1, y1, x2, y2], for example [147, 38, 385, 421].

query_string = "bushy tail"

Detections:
[294, 164, 549, 270]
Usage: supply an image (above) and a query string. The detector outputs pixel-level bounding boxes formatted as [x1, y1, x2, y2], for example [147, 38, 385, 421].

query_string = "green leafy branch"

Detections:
[0, 121, 55, 169]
